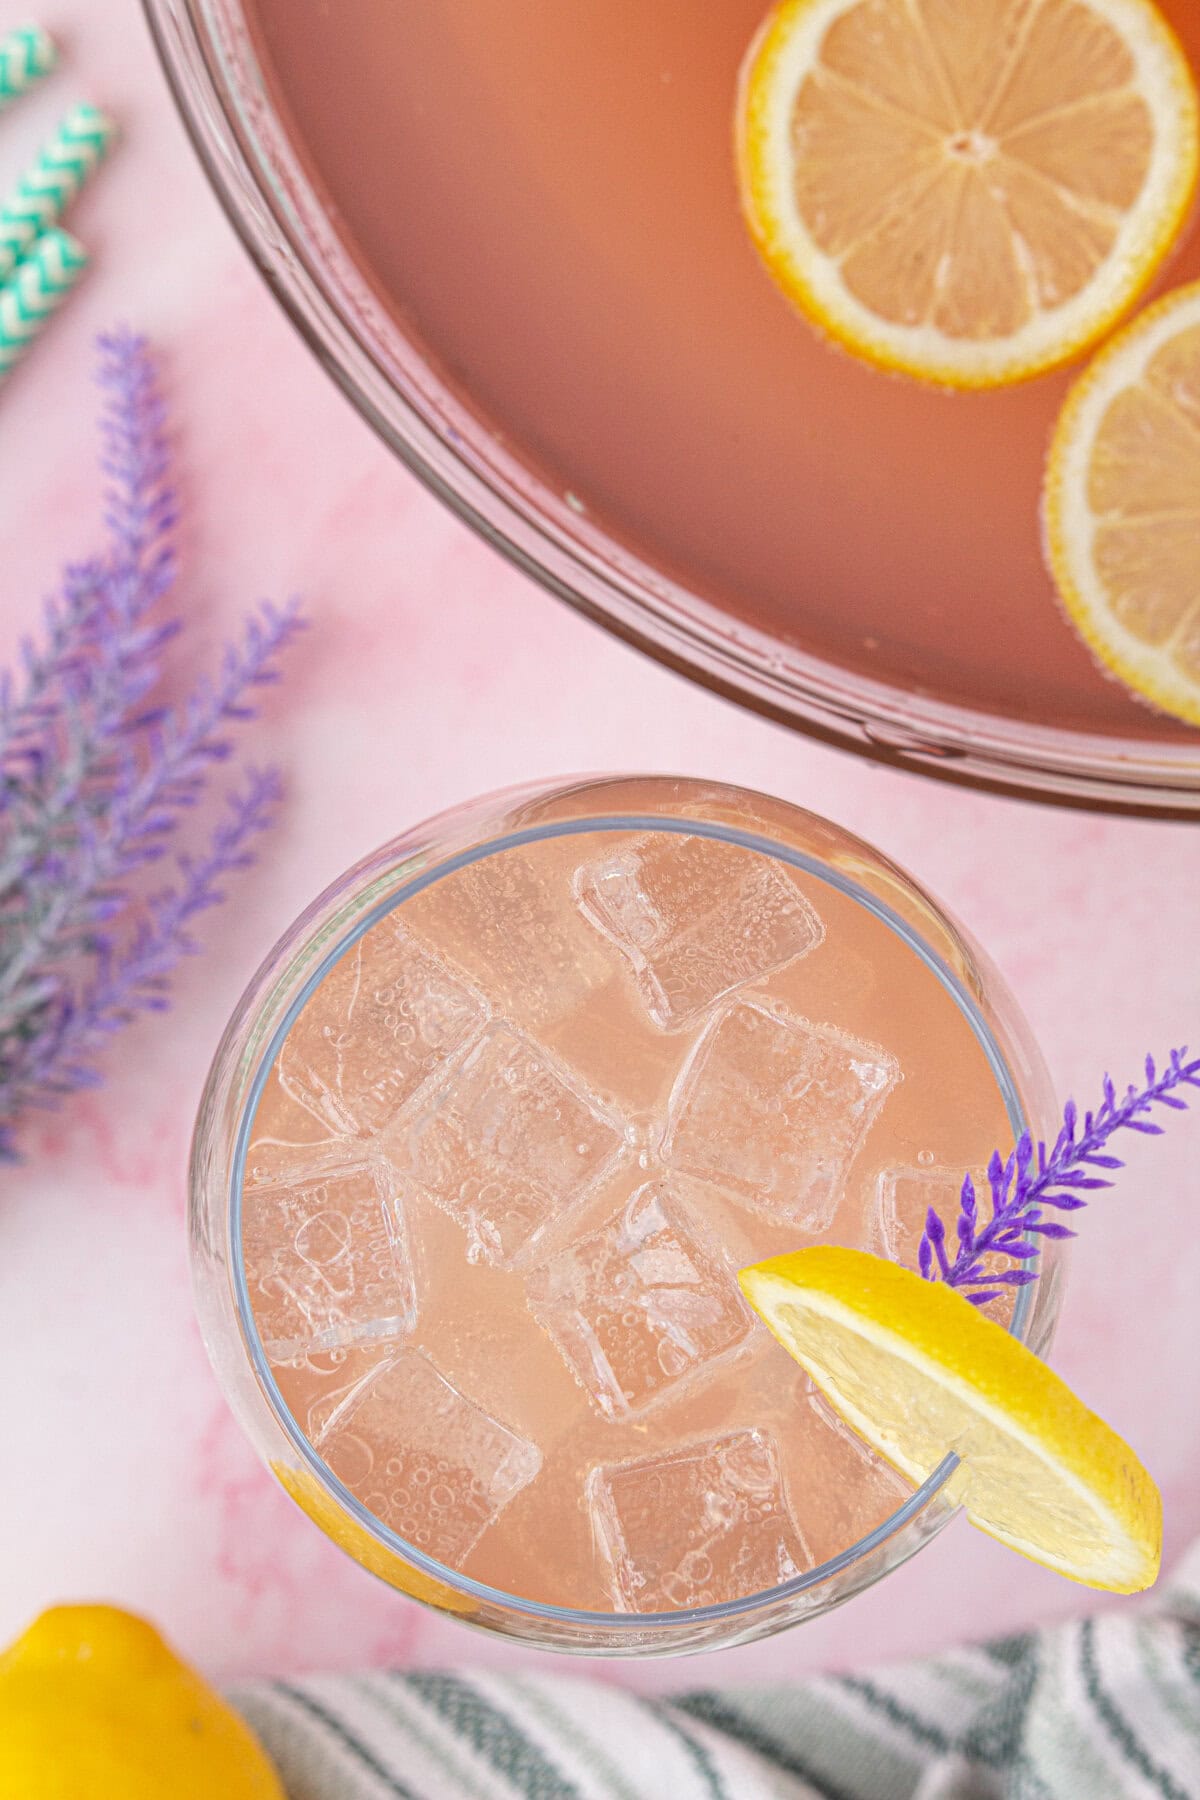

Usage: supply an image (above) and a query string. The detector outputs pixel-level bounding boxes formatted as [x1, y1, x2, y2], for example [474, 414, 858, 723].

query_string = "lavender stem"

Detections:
[918, 1050, 1200, 1298]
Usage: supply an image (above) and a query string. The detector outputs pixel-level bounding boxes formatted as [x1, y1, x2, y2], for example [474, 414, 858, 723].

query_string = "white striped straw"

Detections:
[0, 104, 116, 285]
[0, 227, 88, 385]
[0, 25, 56, 114]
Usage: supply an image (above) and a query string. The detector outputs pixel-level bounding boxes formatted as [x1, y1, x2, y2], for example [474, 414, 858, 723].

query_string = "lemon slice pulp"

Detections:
[740, 1246, 1161, 1592]
[737, 0, 1199, 388]
[1045, 278, 1200, 722]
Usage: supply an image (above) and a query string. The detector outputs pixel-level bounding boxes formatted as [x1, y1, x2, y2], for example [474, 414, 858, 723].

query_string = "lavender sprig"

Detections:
[919, 1049, 1200, 1303]
[0, 771, 283, 1154]
[0, 331, 302, 1155]
[0, 331, 177, 845]
[0, 596, 302, 1035]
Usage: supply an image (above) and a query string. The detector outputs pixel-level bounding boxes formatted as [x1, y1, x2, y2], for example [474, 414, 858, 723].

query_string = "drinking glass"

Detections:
[190, 776, 1062, 1655]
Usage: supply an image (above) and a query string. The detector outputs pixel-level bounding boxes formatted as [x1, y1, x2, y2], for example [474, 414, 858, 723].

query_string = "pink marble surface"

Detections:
[2, 0, 1199, 1695]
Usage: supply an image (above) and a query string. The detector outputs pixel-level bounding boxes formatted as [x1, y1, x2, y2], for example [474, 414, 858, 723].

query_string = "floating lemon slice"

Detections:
[1044, 279, 1200, 722]
[737, 0, 1199, 388]
[739, 1247, 1161, 1591]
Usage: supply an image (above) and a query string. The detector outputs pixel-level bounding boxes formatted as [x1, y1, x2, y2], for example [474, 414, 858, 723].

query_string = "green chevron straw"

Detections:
[0, 226, 87, 384]
[0, 103, 115, 285]
[0, 25, 56, 113]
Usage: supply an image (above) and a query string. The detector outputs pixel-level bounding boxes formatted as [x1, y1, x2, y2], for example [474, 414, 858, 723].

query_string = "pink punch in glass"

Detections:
[190, 777, 1062, 1655]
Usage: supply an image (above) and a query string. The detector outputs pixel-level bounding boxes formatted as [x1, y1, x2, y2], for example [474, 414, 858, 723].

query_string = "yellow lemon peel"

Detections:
[737, 0, 1199, 388]
[740, 1246, 1161, 1592]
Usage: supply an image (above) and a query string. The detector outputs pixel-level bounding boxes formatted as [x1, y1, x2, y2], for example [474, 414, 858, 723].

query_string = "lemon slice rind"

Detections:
[1044, 279, 1200, 724]
[738, 0, 1200, 388]
[740, 1248, 1161, 1593]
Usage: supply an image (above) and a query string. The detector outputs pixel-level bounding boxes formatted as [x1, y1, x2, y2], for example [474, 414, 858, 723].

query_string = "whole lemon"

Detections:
[0, 1605, 285, 1798]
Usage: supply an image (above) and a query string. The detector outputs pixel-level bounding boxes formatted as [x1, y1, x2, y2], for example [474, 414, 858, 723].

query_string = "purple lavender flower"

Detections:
[0, 331, 303, 1156]
[919, 1050, 1200, 1303]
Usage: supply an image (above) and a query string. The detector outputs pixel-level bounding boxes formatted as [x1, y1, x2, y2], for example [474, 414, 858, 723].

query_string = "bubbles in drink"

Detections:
[664, 995, 899, 1231]
[313, 1346, 542, 1564]
[788, 1377, 912, 1563]
[403, 843, 614, 1030]
[242, 1071, 348, 1190]
[526, 1180, 753, 1419]
[575, 833, 823, 1030]
[278, 922, 488, 1135]
[242, 1160, 418, 1362]
[242, 813, 1013, 1610]
[587, 1429, 812, 1611]
[387, 1020, 626, 1268]
[873, 1165, 967, 1271]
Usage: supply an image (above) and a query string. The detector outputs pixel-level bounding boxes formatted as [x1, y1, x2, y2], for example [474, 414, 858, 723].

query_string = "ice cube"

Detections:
[873, 1166, 966, 1271]
[313, 1346, 541, 1565]
[587, 1429, 812, 1611]
[872, 1166, 1014, 1322]
[272, 1344, 395, 1450]
[574, 834, 823, 1030]
[390, 1021, 626, 1268]
[243, 1134, 346, 1193]
[797, 1378, 912, 1559]
[242, 1160, 417, 1362]
[526, 1181, 752, 1419]
[402, 840, 614, 1030]
[664, 996, 899, 1231]
[243, 1070, 349, 1190]
[277, 919, 487, 1136]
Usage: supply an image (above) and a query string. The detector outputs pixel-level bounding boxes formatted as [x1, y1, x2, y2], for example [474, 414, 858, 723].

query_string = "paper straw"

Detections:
[0, 25, 56, 113]
[0, 104, 116, 284]
[0, 227, 87, 384]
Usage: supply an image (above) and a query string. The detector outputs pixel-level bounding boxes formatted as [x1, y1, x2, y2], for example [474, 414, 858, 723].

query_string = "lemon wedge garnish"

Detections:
[737, 0, 1199, 388]
[740, 1246, 1161, 1591]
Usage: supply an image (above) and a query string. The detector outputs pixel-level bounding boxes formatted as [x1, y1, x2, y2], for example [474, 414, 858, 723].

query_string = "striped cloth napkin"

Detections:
[231, 1542, 1200, 1800]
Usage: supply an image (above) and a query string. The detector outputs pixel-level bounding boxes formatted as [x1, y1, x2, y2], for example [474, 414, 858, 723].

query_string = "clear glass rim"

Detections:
[230, 811, 1032, 1630]
[142, 0, 1200, 819]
